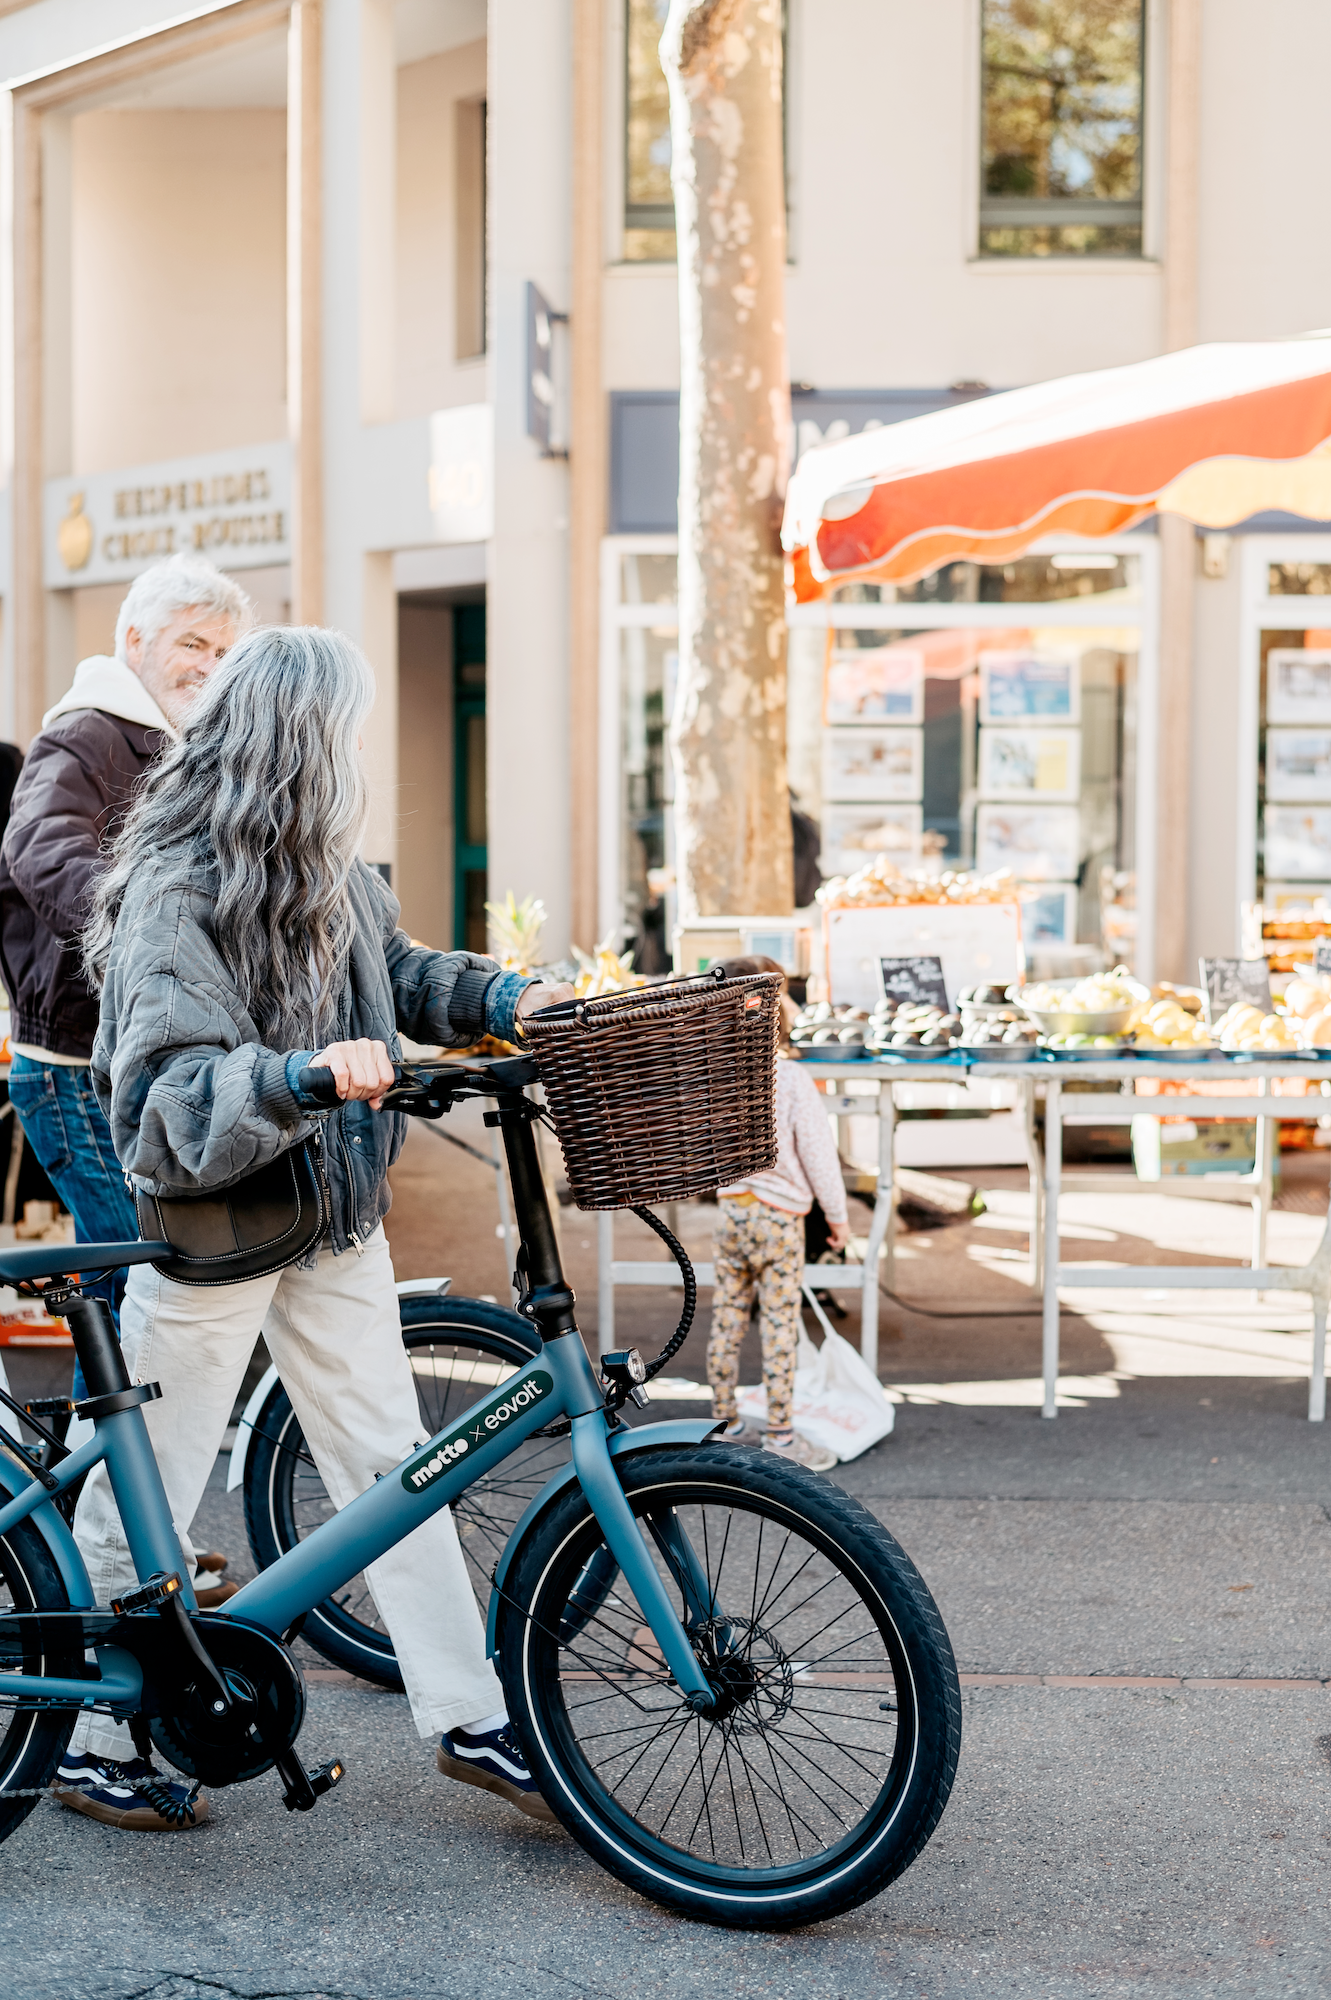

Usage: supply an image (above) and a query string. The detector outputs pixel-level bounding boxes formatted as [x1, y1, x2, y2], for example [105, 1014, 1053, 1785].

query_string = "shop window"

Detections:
[623, 0, 786, 263]
[605, 542, 1141, 978]
[1256, 627, 1331, 909]
[456, 98, 487, 359]
[980, 0, 1144, 259]
[1268, 562, 1331, 597]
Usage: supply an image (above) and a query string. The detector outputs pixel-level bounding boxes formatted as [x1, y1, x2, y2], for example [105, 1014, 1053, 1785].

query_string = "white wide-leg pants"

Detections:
[70, 1226, 502, 1761]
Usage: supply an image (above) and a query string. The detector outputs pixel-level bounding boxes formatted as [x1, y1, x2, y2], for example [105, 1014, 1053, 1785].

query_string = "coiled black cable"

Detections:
[631, 1204, 698, 1378]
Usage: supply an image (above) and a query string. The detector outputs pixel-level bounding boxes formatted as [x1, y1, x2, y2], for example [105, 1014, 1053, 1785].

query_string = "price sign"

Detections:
[1199, 957, 1272, 1025]
[1315, 943, 1331, 978]
[878, 955, 950, 1011]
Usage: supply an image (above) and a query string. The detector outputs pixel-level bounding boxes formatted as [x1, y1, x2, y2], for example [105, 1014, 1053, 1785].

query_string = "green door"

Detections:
[454, 604, 487, 951]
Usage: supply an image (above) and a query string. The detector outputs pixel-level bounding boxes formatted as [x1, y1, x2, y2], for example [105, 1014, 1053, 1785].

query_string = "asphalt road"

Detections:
[4, 1379, 1331, 1999]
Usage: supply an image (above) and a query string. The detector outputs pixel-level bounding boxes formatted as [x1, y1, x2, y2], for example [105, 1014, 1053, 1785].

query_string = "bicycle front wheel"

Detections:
[495, 1443, 961, 1930]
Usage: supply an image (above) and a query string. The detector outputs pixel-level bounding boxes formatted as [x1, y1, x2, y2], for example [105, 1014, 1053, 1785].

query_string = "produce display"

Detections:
[1211, 1002, 1297, 1053]
[817, 859, 1020, 909]
[866, 997, 964, 1052]
[955, 983, 1041, 1051]
[1021, 968, 1142, 1018]
[1131, 995, 1213, 1050]
[789, 1002, 872, 1052]
[1279, 974, 1331, 1048]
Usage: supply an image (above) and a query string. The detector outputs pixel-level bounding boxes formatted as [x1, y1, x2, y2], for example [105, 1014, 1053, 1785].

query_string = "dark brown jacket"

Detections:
[0, 709, 164, 1058]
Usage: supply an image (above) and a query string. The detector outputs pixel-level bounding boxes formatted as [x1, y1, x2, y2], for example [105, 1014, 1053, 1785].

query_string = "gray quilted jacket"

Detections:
[91, 859, 531, 1255]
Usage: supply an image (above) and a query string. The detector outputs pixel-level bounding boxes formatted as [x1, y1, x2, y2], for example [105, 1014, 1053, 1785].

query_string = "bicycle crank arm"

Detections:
[274, 1748, 346, 1812]
[570, 1414, 716, 1712]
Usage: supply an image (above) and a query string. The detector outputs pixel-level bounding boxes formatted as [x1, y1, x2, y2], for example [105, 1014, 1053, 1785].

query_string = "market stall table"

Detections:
[1025, 1057, 1331, 1423]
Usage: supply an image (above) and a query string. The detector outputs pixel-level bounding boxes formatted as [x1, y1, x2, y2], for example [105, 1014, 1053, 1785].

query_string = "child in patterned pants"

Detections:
[706, 958, 851, 1473]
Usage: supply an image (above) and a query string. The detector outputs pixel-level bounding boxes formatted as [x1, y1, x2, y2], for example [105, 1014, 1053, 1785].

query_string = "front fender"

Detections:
[485, 1417, 721, 1657]
[0, 1454, 94, 1608]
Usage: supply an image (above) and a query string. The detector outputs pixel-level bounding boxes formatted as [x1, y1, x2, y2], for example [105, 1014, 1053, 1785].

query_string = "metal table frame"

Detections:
[595, 1056, 1329, 1412]
[1034, 1059, 1331, 1422]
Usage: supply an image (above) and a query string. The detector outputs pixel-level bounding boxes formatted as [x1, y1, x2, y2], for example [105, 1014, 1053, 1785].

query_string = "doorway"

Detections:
[454, 602, 487, 951]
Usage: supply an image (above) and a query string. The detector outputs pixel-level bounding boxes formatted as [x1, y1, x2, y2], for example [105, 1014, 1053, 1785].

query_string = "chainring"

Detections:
[147, 1614, 305, 1787]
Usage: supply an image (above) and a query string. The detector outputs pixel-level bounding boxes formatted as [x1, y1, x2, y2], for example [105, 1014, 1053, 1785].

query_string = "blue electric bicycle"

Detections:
[0, 1054, 960, 1929]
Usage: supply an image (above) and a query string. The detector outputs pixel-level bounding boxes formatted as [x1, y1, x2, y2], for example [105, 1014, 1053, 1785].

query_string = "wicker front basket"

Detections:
[522, 970, 782, 1210]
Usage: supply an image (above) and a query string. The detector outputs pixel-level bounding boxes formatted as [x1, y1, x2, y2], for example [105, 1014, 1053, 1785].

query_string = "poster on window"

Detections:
[822, 727, 923, 802]
[1019, 882, 1078, 945]
[1265, 728, 1331, 802]
[978, 728, 1081, 801]
[825, 647, 924, 725]
[822, 803, 923, 875]
[975, 803, 1080, 882]
[1264, 805, 1331, 879]
[979, 649, 1080, 724]
[1266, 650, 1331, 726]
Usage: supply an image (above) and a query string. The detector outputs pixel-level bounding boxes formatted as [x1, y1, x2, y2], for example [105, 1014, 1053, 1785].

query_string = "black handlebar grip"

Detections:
[295, 1066, 344, 1107]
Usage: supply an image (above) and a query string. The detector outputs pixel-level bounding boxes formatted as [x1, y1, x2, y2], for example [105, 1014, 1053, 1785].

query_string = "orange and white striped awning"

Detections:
[783, 337, 1331, 602]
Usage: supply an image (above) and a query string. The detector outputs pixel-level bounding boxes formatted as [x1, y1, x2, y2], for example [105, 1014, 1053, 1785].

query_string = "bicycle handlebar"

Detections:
[295, 1065, 347, 1107]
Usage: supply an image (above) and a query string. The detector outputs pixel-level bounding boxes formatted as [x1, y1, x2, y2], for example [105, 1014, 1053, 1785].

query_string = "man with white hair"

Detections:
[0, 555, 250, 1518]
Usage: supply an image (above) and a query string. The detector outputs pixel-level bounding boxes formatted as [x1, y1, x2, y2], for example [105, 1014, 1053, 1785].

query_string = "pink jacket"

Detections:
[718, 1057, 848, 1221]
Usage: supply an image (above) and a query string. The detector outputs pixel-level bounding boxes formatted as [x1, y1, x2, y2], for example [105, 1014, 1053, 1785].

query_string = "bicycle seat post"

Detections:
[60, 1292, 132, 1401]
[488, 1087, 578, 1343]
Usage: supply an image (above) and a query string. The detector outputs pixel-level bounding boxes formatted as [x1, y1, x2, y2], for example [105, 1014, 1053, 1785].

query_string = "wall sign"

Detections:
[44, 442, 290, 588]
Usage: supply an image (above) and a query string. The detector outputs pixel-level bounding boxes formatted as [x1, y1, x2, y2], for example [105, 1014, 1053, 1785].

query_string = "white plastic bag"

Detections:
[736, 1321, 895, 1462]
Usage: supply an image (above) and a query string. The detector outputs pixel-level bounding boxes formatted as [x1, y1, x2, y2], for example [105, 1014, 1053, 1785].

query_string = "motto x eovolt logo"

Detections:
[401, 1370, 554, 1493]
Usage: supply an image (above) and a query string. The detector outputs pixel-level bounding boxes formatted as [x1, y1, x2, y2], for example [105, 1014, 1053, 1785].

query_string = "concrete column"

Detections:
[287, 0, 323, 626]
[487, 0, 573, 957]
[568, 0, 605, 956]
[321, 0, 398, 877]
[1154, 0, 1202, 982]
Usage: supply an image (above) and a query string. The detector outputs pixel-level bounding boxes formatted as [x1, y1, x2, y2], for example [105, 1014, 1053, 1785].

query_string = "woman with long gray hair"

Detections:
[54, 624, 572, 1833]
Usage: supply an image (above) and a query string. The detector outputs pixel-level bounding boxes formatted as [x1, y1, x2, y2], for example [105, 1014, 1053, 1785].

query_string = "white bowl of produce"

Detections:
[1018, 970, 1147, 1040]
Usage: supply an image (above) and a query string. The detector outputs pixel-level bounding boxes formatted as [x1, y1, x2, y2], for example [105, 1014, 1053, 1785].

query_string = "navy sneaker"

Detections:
[436, 1721, 556, 1822]
[51, 1751, 207, 1830]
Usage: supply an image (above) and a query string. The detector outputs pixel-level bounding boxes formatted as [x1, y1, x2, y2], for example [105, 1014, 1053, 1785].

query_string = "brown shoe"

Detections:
[195, 1579, 240, 1608]
[195, 1551, 230, 1574]
[51, 1753, 208, 1830]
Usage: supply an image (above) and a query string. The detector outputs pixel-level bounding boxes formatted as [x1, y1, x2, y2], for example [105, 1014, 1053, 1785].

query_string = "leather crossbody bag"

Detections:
[134, 1133, 331, 1287]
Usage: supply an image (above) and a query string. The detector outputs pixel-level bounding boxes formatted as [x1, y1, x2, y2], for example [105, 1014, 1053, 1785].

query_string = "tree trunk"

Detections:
[661, 0, 794, 919]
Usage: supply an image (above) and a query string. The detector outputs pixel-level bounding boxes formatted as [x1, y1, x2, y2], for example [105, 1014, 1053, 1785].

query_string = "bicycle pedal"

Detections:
[277, 1750, 346, 1812]
[111, 1571, 183, 1616]
[24, 1396, 75, 1418]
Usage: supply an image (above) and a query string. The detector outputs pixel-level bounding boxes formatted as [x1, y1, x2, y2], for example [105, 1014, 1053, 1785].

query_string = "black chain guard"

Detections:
[148, 1615, 305, 1787]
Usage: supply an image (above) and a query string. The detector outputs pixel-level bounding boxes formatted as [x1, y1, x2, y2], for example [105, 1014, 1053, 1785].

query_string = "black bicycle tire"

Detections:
[242, 1294, 543, 1687]
[0, 1516, 81, 1847]
[495, 1443, 962, 1930]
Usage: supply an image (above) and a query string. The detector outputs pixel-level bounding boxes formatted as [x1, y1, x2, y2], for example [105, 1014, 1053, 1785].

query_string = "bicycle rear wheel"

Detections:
[0, 1517, 81, 1846]
[495, 1443, 961, 1930]
[243, 1294, 568, 1686]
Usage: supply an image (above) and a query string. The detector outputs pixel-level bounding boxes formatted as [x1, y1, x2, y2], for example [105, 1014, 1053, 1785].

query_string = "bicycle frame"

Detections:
[0, 1057, 721, 1721]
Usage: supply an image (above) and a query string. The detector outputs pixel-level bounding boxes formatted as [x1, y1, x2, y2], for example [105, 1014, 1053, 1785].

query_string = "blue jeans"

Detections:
[8, 1055, 138, 1399]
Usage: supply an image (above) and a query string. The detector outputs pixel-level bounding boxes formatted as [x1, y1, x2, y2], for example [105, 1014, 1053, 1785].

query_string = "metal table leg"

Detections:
[1042, 1077, 1063, 1419]
[858, 1084, 894, 1378]
[1311, 1300, 1327, 1423]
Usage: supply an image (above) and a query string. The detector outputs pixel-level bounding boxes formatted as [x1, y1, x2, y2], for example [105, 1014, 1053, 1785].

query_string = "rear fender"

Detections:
[485, 1417, 721, 1657]
[0, 1454, 94, 1608]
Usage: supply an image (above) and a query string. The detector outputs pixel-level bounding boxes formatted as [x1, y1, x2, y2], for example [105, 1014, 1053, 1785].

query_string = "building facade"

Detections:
[0, 0, 1326, 983]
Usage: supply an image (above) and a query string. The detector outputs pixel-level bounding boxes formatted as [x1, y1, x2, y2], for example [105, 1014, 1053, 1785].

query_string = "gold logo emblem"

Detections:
[57, 492, 93, 572]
